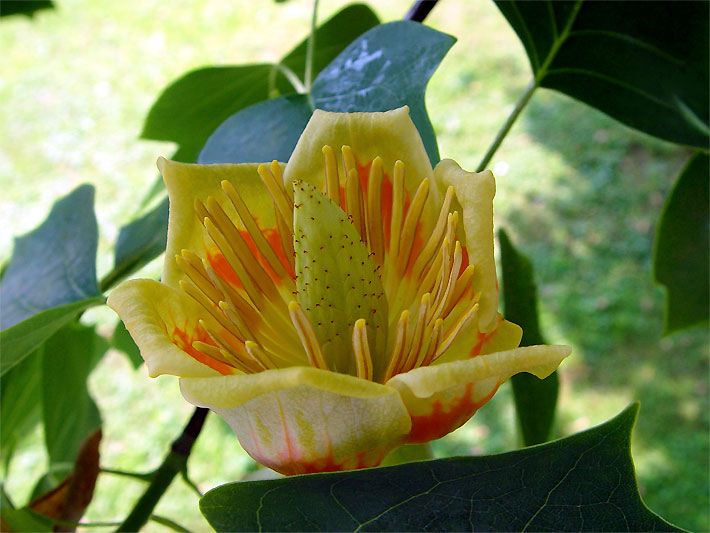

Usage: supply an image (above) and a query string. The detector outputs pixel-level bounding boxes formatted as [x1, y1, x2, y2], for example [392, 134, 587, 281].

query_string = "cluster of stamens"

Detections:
[176, 147, 480, 382]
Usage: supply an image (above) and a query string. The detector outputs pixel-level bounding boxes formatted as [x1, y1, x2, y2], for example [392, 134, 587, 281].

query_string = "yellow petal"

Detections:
[387, 345, 570, 443]
[180, 367, 411, 475]
[158, 158, 285, 288]
[284, 106, 441, 220]
[434, 315, 523, 365]
[107, 279, 230, 378]
[433, 159, 498, 332]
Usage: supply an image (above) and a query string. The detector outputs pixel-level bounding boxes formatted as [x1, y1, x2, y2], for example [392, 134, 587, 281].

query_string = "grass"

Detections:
[1, 0, 707, 531]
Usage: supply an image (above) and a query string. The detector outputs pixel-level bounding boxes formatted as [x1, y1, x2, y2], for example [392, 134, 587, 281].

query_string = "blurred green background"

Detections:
[1, 1, 707, 531]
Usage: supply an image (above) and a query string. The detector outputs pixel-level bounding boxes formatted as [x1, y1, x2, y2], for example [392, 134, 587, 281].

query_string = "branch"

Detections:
[405, 0, 439, 22]
[116, 408, 208, 532]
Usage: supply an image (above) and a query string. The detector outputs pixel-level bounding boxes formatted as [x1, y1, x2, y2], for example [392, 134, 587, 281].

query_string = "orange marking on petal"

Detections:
[460, 245, 470, 273]
[207, 250, 241, 288]
[470, 331, 492, 357]
[172, 325, 234, 375]
[406, 383, 497, 443]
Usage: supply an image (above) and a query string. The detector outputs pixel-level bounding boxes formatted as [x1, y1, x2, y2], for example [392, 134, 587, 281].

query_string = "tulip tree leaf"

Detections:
[499, 229, 559, 446]
[107, 197, 169, 289]
[0, 297, 104, 377]
[312, 21, 455, 165]
[142, 65, 274, 164]
[1, 489, 51, 533]
[275, 4, 380, 96]
[201, 404, 676, 532]
[111, 320, 143, 369]
[199, 95, 312, 164]
[42, 324, 106, 470]
[142, 4, 379, 164]
[293, 181, 387, 377]
[1, 349, 43, 461]
[496, 0, 709, 148]
[0, 185, 100, 330]
[0, 1, 54, 19]
[654, 153, 709, 333]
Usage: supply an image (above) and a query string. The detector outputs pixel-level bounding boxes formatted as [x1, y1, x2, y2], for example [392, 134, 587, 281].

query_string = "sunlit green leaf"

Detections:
[499, 229, 559, 446]
[0, 349, 42, 461]
[42, 324, 107, 471]
[0, 185, 100, 330]
[654, 153, 709, 333]
[312, 21, 455, 165]
[0, 297, 104, 377]
[0, 488, 51, 533]
[200, 405, 676, 532]
[496, 0, 708, 148]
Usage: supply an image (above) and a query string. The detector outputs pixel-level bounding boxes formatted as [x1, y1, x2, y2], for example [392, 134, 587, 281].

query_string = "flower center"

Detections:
[176, 147, 480, 381]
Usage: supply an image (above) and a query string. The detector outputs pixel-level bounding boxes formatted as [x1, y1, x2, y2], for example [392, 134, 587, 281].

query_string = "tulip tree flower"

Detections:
[108, 107, 570, 475]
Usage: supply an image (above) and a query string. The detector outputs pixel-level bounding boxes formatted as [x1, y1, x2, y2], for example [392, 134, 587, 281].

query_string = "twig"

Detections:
[116, 408, 208, 532]
[405, 0, 439, 22]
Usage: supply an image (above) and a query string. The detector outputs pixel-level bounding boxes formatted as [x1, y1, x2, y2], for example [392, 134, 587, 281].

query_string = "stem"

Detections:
[116, 408, 208, 532]
[304, 0, 319, 94]
[100, 467, 154, 482]
[405, 0, 439, 22]
[476, 79, 537, 172]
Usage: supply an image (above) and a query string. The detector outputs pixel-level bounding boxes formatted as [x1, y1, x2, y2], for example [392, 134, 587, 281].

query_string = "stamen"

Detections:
[322, 145, 340, 204]
[191, 340, 250, 373]
[400, 292, 431, 374]
[205, 197, 282, 303]
[176, 251, 222, 304]
[436, 303, 479, 360]
[288, 301, 329, 371]
[179, 279, 238, 337]
[396, 179, 430, 274]
[220, 180, 292, 282]
[420, 318, 443, 367]
[341, 145, 357, 178]
[388, 160, 406, 258]
[245, 340, 278, 370]
[346, 168, 365, 239]
[410, 186, 455, 281]
[352, 319, 374, 381]
[431, 241, 463, 323]
[383, 310, 410, 381]
[366, 157, 384, 263]
[257, 164, 293, 231]
[202, 216, 262, 307]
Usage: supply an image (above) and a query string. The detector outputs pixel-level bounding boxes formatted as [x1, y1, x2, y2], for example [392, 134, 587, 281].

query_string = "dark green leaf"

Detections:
[312, 21, 455, 165]
[499, 229, 559, 446]
[0, 185, 100, 329]
[111, 320, 143, 369]
[107, 197, 168, 290]
[496, 0, 709, 148]
[0, 349, 43, 461]
[275, 4, 380, 96]
[200, 405, 676, 532]
[141, 65, 273, 164]
[654, 153, 709, 333]
[0, 0, 53, 18]
[42, 324, 106, 470]
[0, 297, 104, 377]
[199, 94, 312, 164]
